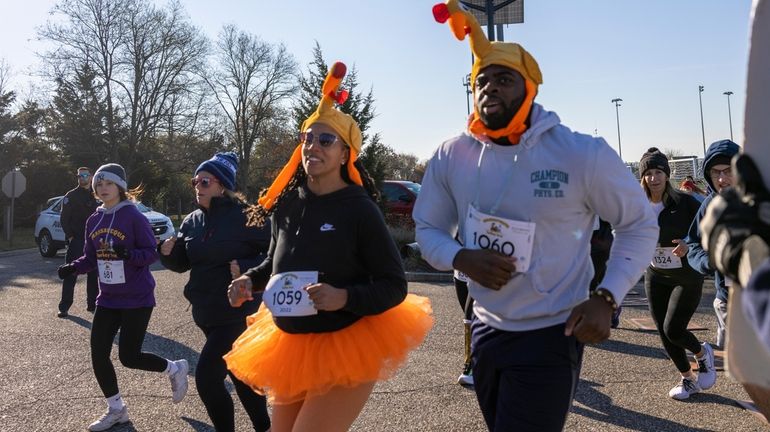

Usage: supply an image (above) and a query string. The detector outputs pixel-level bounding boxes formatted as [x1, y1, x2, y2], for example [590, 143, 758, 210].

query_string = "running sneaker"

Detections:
[716, 327, 725, 350]
[668, 376, 701, 400]
[169, 359, 189, 403]
[88, 406, 129, 431]
[611, 306, 623, 329]
[457, 365, 474, 386]
[696, 342, 717, 390]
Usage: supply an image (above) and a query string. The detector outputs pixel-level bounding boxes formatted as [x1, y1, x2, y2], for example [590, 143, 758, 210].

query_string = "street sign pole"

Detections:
[2, 169, 27, 246]
[9, 172, 15, 246]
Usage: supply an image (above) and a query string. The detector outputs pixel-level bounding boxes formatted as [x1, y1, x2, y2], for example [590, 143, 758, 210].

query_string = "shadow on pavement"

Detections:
[182, 416, 215, 431]
[593, 338, 668, 361]
[572, 380, 718, 432]
[66, 315, 201, 375]
[110, 421, 137, 431]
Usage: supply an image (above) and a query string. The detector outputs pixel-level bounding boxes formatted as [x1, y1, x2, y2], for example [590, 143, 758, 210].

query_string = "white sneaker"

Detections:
[457, 364, 474, 386]
[88, 406, 129, 431]
[669, 376, 701, 400]
[716, 327, 725, 349]
[457, 372, 474, 386]
[696, 342, 717, 390]
[169, 359, 189, 403]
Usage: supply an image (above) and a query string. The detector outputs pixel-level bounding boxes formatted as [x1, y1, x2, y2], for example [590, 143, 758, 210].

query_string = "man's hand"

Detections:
[305, 283, 348, 311]
[228, 275, 254, 307]
[564, 296, 614, 343]
[57, 264, 76, 280]
[671, 239, 688, 257]
[453, 249, 517, 290]
[160, 237, 176, 256]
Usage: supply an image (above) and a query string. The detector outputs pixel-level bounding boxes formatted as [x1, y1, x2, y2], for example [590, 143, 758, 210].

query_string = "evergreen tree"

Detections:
[48, 63, 110, 169]
[292, 42, 376, 145]
[293, 42, 388, 185]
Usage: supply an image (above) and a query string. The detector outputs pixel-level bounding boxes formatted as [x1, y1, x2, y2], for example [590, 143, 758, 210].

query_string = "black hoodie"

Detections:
[245, 184, 407, 334]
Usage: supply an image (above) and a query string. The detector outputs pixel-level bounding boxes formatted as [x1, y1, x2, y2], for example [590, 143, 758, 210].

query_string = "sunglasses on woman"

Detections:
[301, 132, 339, 148]
[191, 176, 220, 188]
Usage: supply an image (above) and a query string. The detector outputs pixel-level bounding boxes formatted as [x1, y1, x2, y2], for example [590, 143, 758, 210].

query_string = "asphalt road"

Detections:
[0, 248, 766, 431]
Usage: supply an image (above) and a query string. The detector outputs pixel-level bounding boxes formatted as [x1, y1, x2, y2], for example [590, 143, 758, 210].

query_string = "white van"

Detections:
[34, 196, 176, 257]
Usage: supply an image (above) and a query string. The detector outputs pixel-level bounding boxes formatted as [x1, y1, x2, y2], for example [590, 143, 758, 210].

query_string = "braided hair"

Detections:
[246, 159, 380, 227]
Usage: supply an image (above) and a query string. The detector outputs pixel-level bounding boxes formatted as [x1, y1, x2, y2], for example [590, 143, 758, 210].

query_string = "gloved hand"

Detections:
[57, 264, 76, 280]
[700, 154, 770, 285]
[113, 244, 131, 260]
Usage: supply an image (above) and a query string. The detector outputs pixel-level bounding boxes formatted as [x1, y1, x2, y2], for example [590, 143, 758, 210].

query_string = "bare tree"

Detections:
[663, 147, 686, 159]
[203, 24, 297, 193]
[39, 0, 207, 175]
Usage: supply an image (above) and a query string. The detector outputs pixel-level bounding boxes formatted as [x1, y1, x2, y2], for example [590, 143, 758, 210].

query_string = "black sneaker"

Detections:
[611, 306, 622, 329]
[57, 311, 68, 318]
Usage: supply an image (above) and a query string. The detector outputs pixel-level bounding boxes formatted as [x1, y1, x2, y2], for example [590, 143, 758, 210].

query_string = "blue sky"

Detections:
[1, 1, 753, 162]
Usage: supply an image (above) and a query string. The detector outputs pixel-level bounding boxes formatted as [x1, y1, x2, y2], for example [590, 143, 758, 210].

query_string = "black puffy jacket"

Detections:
[159, 196, 270, 327]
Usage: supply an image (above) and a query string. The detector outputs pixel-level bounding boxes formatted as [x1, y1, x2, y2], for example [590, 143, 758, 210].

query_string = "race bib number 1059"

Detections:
[263, 271, 319, 317]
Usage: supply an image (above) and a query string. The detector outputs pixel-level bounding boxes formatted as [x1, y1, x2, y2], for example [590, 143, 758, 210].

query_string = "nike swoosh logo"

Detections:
[320, 223, 335, 232]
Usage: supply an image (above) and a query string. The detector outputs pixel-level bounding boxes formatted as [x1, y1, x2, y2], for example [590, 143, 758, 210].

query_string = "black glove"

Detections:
[57, 264, 76, 280]
[700, 154, 770, 284]
[113, 244, 131, 260]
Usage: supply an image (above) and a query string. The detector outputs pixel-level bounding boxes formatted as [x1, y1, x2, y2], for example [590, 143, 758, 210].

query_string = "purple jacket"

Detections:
[72, 200, 158, 308]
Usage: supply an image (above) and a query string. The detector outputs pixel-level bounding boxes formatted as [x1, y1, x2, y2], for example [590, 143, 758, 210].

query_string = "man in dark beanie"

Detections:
[687, 139, 741, 348]
[58, 166, 99, 317]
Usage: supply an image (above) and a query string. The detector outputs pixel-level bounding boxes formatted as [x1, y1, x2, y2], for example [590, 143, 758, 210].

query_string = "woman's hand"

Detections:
[672, 239, 688, 257]
[160, 237, 176, 256]
[305, 283, 348, 311]
[228, 275, 253, 307]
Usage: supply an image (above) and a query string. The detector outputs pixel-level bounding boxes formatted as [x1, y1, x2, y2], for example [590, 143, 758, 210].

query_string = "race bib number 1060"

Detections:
[464, 205, 536, 273]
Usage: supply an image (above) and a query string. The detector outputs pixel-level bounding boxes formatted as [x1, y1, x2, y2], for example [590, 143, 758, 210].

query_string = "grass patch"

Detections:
[0, 227, 37, 251]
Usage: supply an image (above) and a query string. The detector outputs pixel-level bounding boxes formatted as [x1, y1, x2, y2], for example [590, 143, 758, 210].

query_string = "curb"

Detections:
[405, 272, 453, 283]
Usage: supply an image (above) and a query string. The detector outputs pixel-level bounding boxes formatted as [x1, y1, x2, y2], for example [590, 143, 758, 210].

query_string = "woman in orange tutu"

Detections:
[224, 61, 433, 432]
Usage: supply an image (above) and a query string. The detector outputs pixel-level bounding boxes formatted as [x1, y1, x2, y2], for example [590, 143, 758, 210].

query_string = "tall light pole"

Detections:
[611, 98, 623, 161]
[699, 85, 706, 156]
[723, 91, 734, 141]
[463, 74, 472, 116]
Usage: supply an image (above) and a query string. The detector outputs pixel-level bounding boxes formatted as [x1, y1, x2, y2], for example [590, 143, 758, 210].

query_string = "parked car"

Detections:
[381, 180, 421, 217]
[34, 196, 176, 257]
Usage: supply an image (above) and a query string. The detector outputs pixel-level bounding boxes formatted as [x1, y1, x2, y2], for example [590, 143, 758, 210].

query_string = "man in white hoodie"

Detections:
[416, 2, 659, 430]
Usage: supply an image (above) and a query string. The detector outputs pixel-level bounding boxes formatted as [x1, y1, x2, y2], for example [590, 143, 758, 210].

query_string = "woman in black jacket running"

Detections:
[159, 152, 270, 432]
[639, 147, 717, 401]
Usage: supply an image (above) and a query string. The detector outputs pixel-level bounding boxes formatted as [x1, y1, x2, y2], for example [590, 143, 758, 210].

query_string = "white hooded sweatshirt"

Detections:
[414, 103, 658, 331]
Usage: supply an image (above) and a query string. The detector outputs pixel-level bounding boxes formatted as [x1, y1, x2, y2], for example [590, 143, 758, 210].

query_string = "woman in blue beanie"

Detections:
[158, 152, 271, 431]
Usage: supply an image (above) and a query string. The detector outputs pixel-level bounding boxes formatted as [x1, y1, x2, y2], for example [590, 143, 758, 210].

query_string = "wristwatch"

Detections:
[591, 288, 618, 310]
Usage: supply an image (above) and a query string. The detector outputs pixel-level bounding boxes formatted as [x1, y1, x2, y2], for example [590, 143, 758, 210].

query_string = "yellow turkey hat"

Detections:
[433, 0, 542, 142]
[258, 62, 363, 210]
[433, 0, 542, 87]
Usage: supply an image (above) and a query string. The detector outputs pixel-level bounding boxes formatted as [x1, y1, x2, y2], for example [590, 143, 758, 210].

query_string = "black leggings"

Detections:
[90, 306, 168, 398]
[196, 322, 270, 432]
[645, 269, 704, 373]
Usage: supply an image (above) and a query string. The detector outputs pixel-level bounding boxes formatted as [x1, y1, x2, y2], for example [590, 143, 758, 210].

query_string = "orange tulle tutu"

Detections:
[224, 294, 433, 405]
